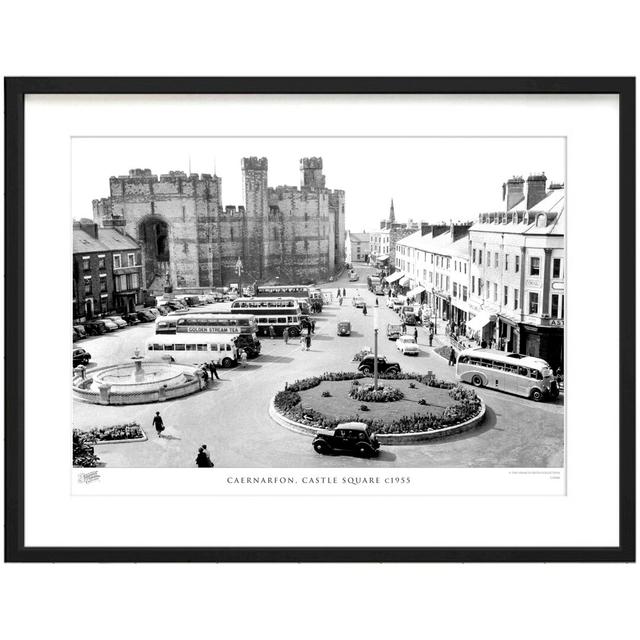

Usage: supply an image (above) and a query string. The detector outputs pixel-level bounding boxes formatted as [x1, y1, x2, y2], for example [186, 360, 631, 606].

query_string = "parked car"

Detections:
[357, 354, 401, 376]
[107, 315, 128, 329]
[144, 307, 160, 318]
[84, 320, 107, 336]
[386, 296, 399, 309]
[123, 313, 140, 325]
[73, 347, 91, 367]
[73, 324, 87, 339]
[392, 299, 404, 312]
[337, 321, 352, 336]
[386, 323, 403, 340]
[396, 335, 420, 356]
[352, 296, 366, 308]
[101, 317, 119, 331]
[348, 272, 359, 282]
[312, 422, 380, 458]
[137, 310, 156, 322]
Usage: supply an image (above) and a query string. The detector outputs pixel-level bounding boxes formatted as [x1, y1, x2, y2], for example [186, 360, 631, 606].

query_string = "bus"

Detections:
[145, 333, 238, 367]
[176, 314, 261, 358]
[455, 348, 559, 402]
[255, 285, 313, 315]
[230, 297, 303, 336]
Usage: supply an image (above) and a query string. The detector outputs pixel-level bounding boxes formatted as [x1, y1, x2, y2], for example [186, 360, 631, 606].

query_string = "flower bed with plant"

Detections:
[73, 422, 147, 445]
[272, 372, 482, 436]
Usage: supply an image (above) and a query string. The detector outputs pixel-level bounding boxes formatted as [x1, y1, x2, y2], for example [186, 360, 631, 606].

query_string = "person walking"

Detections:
[413, 327, 418, 341]
[339, 296, 343, 306]
[448, 346, 457, 367]
[337, 288, 341, 298]
[375, 298, 379, 307]
[429, 328, 434, 347]
[238, 347, 247, 366]
[305, 334, 312, 351]
[362, 304, 367, 316]
[401, 320, 406, 334]
[311, 319, 316, 334]
[269, 324, 276, 339]
[152, 411, 165, 438]
[342, 288, 346, 298]
[209, 361, 220, 380]
[196, 444, 214, 467]
[300, 333, 306, 350]
[283, 327, 289, 344]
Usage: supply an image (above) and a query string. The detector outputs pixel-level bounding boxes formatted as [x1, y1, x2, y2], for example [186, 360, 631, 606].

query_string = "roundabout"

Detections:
[270, 373, 486, 444]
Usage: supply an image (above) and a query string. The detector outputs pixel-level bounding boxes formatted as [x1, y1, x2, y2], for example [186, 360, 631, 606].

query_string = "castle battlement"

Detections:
[300, 157, 323, 170]
[242, 157, 268, 171]
[220, 205, 246, 217]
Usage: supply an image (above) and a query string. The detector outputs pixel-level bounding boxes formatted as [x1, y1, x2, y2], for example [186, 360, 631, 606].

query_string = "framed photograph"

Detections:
[5, 77, 635, 562]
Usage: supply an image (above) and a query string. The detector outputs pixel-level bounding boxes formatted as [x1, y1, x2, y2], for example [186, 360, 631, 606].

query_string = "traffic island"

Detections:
[269, 372, 486, 444]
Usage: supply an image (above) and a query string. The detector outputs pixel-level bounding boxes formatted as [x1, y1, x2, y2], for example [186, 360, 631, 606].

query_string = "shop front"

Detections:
[466, 311, 497, 345]
[432, 290, 451, 321]
[406, 284, 426, 305]
[520, 320, 564, 372]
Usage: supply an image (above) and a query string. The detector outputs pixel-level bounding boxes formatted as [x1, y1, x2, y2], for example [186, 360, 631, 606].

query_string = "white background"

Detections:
[1, 2, 638, 640]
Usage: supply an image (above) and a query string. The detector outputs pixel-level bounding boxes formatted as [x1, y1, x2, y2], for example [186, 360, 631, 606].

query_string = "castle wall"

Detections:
[94, 159, 345, 290]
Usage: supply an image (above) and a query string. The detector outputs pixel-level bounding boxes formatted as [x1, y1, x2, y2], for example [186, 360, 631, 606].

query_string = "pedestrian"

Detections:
[195, 444, 214, 468]
[209, 361, 220, 380]
[481, 339, 487, 348]
[413, 327, 418, 341]
[300, 333, 306, 350]
[375, 298, 379, 307]
[305, 334, 311, 351]
[339, 296, 343, 306]
[269, 324, 275, 339]
[337, 288, 341, 298]
[448, 346, 457, 366]
[402, 321, 406, 334]
[200, 366, 209, 383]
[152, 411, 165, 438]
[362, 305, 367, 316]
[238, 347, 247, 366]
[429, 328, 434, 347]
[283, 327, 289, 344]
[311, 319, 316, 334]
[342, 288, 346, 297]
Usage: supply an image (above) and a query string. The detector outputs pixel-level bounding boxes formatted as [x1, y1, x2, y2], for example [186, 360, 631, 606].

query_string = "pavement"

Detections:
[73, 263, 564, 468]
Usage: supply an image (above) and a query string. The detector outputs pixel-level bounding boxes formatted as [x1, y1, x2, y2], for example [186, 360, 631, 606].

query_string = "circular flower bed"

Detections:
[349, 384, 404, 402]
[272, 372, 483, 437]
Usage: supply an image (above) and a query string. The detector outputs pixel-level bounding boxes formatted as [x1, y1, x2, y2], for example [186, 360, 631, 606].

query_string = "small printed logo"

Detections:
[78, 470, 101, 484]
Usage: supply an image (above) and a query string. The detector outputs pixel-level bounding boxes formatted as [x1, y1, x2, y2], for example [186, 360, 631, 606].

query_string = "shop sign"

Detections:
[525, 278, 541, 289]
[551, 282, 565, 291]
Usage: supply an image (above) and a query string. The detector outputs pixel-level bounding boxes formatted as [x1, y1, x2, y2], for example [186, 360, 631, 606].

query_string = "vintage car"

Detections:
[312, 422, 380, 458]
[396, 335, 420, 356]
[73, 324, 87, 339]
[386, 323, 403, 340]
[123, 313, 140, 325]
[337, 321, 352, 336]
[137, 310, 156, 322]
[84, 319, 107, 335]
[107, 315, 128, 329]
[352, 296, 366, 308]
[392, 299, 404, 312]
[357, 354, 401, 376]
[101, 317, 120, 332]
[73, 347, 91, 367]
[348, 271, 360, 282]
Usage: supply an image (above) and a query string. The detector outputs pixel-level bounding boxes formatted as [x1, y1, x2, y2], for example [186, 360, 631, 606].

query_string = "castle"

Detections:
[92, 157, 345, 293]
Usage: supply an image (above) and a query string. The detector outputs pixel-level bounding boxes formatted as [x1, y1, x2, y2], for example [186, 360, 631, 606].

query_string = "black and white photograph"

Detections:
[71, 137, 566, 472]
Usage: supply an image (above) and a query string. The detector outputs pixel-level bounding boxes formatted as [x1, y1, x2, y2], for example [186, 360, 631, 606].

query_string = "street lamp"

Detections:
[235, 257, 243, 296]
[373, 306, 379, 390]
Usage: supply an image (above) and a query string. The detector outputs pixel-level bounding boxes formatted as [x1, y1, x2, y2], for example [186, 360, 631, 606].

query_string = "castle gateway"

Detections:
[92, 157, 346, 293]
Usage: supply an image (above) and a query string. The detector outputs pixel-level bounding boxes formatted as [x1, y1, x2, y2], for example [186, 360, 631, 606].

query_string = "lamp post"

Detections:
[373, 306, 379, 390]
[235, 257, 243, 296]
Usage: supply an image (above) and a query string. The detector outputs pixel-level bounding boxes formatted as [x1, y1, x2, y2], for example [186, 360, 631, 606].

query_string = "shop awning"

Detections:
[384, 271, 405, 284]
[407, 285, 426, 298]
[398, 275, 411, 287]
[467, 311, 496, 332]
[376, 254, 389, 262]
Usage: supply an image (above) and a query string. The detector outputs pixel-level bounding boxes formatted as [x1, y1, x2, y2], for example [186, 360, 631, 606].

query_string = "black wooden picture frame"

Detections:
[4, 77, 635, 562]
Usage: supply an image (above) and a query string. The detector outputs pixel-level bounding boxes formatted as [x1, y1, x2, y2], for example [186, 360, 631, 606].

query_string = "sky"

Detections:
[72, 137, 565, 231]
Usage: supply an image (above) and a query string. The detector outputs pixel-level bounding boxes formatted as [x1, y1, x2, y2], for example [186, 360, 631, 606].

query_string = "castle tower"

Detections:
[300, 157, 326, 190]
[241, 157, 269, 280]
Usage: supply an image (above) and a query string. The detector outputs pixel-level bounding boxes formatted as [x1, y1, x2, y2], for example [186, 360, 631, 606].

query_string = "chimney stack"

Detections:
[504, 176, 525, 211]
[525, 173, 547, 209]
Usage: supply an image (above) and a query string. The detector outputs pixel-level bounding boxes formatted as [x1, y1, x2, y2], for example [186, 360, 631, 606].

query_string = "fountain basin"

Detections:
[73, 362, 205, 405]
